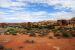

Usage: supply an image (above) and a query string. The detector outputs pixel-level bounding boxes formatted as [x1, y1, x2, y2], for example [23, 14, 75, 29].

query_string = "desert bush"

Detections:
[25, 39, 35, 43]
[4, 32, 10, 35]
[5, 27, 17, 35]
[18, 46, 23, 48]
[39, 31, 49, 37]
[18, 46, 24, 49]
[54, 31, 62, 37]
[38, 33, 47, 37]
[47, 25, 55, 29]
[18, 46, 24, 50]
[48, 36, 54, 39]
[37, 29, 49, 36]
[0, 44, 12, 50]
[29, 33, 36, 37]
[4, 48, 12, 50]
[70, 30, 75, 37]
[18, 29, 28, 35]
[0, 33, 1, 35]
[0, 45, 5, 50]
[62, 31, 71, 38]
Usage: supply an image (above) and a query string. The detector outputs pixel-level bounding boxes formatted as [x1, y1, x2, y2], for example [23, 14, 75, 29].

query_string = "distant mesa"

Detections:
[0, 17, 75, 26]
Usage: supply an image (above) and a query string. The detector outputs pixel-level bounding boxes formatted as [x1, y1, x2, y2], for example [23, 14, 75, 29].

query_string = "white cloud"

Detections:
[0, 10, 74, 22]
[0, 0, 27, 8]
[0, 0, 75, 11]
[8, 11, 47, 21]
[0, 0, 11, 7]
[1, 0, 75, 11]
[0, 11, 50, 22]
[0, 0, 75, 22]
[16, 0, 75, 20]
[48, 11, 74, 20]
[17, 0, 75, 11]
[0, 12, 6, 14]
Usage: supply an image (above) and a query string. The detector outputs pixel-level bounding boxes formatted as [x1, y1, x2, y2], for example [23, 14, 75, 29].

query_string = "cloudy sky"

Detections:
[0, 0, 75, 23]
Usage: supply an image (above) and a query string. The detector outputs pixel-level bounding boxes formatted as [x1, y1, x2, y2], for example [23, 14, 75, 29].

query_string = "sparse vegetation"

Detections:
[0, 17, 74, 38]
[0, 24, 74, 38]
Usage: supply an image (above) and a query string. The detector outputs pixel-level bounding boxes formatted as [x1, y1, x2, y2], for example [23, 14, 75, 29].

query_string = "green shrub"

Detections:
[5, 27, 17, 35]
[62, 32, 70, 38]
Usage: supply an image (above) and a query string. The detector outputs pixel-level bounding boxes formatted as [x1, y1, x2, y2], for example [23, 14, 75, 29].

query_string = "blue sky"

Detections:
[0, 0, 75, 23]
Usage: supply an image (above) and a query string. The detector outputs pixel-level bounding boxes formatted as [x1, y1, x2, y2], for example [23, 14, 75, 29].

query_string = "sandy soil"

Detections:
[0, 34, 75, 50]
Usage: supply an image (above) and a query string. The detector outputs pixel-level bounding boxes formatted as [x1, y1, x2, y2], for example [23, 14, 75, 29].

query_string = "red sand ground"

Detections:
[0, 34, 75, 50]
